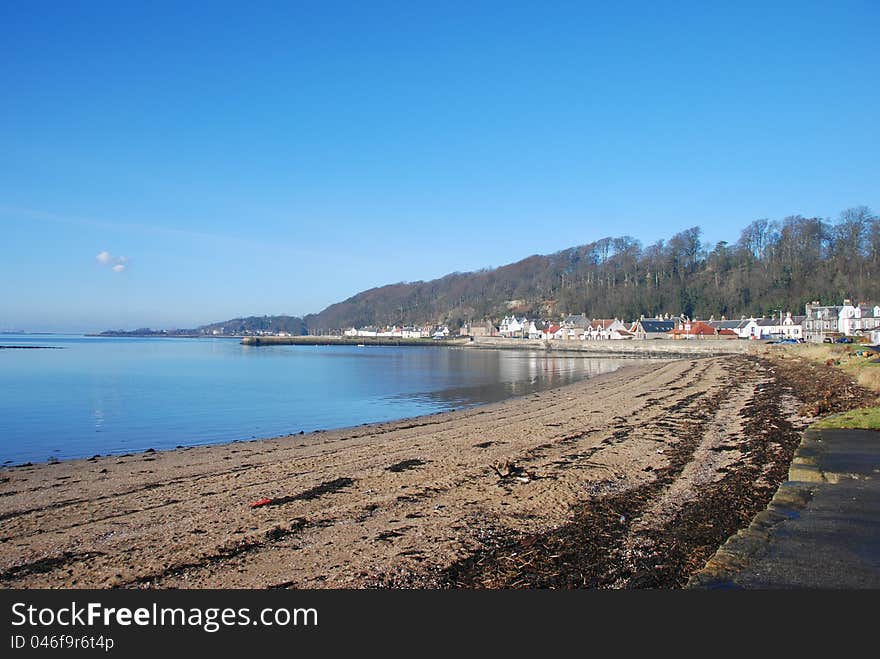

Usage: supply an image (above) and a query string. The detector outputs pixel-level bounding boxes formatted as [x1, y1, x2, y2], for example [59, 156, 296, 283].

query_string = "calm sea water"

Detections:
[0, 335, 640, 464]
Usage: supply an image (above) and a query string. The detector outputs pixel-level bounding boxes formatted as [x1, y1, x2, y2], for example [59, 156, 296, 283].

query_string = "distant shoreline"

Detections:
[85, 332, 212, 338]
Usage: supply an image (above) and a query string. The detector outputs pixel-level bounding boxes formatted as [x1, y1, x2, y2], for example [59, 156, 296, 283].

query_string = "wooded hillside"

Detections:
[302, 206, 879, 330]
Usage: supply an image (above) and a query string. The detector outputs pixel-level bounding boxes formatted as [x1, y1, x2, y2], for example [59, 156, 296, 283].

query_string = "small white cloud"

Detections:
[96, 250, 129, 272]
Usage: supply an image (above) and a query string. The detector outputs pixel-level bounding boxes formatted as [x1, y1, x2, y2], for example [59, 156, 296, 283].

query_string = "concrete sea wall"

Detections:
[470, 336, 753, 357]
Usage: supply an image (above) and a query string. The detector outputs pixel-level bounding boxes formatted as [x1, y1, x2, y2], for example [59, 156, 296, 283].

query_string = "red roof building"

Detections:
[669, 321, 718, 337]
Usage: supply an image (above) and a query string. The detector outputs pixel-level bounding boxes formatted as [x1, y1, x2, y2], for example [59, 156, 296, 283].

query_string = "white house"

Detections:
[737, 318, 763, 339]
[583, 319, 627, 340]
[755, 318, 784, 339]
[839, 302, 880, 336]
[527, 321, 543, 339]
[781, 313, 805, 339]
[402, 326, 422, 339]
[499, 315, 528, 338]
[746, 314, 803, 340]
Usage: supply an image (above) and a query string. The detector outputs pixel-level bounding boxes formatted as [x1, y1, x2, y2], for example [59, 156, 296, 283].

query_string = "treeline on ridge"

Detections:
[300, 206, 879, 330]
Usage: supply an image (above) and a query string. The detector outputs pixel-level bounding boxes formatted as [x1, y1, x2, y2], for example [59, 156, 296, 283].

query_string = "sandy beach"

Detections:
[1, 351, 875, 589]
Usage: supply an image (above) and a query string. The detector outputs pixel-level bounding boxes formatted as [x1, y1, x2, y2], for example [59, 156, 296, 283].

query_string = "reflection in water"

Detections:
[93, 408, 104, 432]
[386, 351, 644, 408]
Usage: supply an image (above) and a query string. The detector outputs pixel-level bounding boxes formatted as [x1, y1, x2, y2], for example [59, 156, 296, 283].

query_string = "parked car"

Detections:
[823, 338, 834, 343]
[835, 337, 853, 344]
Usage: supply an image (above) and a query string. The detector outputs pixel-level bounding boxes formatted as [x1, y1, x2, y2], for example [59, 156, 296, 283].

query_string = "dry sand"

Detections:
[1, 352, 870, 589]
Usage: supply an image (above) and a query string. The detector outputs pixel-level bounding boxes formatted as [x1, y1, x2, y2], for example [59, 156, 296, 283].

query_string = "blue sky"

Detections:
[1, 1, 877, 331]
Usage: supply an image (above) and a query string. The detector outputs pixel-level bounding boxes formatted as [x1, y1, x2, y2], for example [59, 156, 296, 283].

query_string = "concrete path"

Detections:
[689, 428, 880, 588]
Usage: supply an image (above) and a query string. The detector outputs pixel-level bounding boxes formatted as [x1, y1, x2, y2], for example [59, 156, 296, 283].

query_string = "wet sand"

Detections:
[1, 352, 873, 588]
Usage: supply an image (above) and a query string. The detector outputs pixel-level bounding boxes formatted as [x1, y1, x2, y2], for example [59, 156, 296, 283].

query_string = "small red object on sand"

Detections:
[249, 497, 273, 508]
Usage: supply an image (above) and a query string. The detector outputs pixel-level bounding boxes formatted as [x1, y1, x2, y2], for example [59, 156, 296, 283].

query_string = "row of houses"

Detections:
[803, 300, 880, 342]
[342, 325, 451, 339]
[490, 314, 759, 341]
[704, 313, 806, 340]
[476, 301, 880, 343]
[337, 300, 880, 344]
[484, 315, 639, 341]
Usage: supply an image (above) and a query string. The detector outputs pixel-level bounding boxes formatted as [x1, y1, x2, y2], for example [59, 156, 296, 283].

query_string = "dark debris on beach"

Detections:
[377, 354, 877, 589]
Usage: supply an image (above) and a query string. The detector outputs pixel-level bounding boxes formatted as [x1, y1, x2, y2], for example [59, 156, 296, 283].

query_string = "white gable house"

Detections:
[499, 315, 528, 338]
[839, 302, 880, 336]
[583, 319, 627, 340]
[527, 321, 543, 339]
[781, 313, 805, 339]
